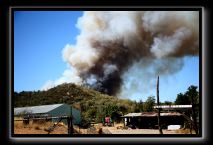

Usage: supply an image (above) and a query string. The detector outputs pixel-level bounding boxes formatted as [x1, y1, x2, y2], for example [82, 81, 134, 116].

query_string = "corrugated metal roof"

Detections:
[14, 104, 64, 115]
[123, 112, 182, 117]
[141, 112, 157, 117]
[154, 105, 192, 109]
[123, 113, 142, 117]
[160, 112, 182, 116]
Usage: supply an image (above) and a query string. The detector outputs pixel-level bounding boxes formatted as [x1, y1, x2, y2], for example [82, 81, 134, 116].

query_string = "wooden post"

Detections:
[157, 76, 163, 134]
[23, 116, 29, 125]
[67, 116, 73, 135]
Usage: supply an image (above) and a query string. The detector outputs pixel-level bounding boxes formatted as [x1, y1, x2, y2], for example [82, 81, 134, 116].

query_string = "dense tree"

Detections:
[175, 93, 190, 105]
[118, 104, 128, 115]
[14, 83, 199, 129]
[185, 85, 199, 105]
[133, 99, 144, 112]
[175, 85, 199, 105]
[163, 101, 173, 105]
[185, 85, 199, 134]
[143, 96, 156, 112]
[174, 85, 199, 134]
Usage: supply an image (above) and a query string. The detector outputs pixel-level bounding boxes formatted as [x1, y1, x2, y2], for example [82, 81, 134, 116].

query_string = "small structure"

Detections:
[14, 104, 81, 125]
[154, 104, 198, 131]
[121, 112, 184, 129]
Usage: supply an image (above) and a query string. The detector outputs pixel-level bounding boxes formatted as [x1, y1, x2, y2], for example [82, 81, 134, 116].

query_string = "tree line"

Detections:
[14, 83, 199, 127]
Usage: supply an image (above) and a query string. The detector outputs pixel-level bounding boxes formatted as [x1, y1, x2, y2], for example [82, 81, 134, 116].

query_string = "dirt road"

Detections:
[102, 127, 192, 134]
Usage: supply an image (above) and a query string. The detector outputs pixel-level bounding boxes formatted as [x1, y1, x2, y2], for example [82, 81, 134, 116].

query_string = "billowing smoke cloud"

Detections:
[41, 67, 82, 91]
[42, 11, 199, 97]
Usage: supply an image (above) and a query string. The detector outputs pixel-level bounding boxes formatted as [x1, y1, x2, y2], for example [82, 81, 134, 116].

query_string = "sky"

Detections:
[14, 11, 82, 91]
[125, 56, 199, 102]
[14, 11, 199, 102]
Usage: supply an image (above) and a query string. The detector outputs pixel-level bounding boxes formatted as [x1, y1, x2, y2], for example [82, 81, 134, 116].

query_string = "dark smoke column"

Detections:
[60, 11, 199, 97]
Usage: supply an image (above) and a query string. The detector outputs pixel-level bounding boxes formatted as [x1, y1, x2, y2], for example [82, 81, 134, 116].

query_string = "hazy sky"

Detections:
[14, 11, 199, 102]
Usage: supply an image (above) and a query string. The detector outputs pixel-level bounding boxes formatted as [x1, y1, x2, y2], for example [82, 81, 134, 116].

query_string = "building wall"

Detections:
[72, 107, 81, 125]
[15, 104, 81, 125]
[48, 104, 81, 125]
[48, 104, 71, 124]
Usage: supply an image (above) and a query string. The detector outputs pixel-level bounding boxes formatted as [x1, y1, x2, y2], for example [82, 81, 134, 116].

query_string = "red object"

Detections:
[105, 117, 110, 123]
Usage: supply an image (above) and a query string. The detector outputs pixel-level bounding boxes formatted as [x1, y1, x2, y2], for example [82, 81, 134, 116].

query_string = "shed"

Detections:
[121, 112, 184, 129]
[14, 104, 81, 125]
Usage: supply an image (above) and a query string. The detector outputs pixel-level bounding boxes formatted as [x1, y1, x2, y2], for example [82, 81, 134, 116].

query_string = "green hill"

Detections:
[14, 83, 114, 107]
[14, 83, 140, 126]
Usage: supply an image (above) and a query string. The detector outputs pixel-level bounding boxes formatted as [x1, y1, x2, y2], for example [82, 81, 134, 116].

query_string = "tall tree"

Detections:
[143, 96, 156, 112]
[175, 85, 199, 105]
[175, 93, 190, 105]
[175, 85, 199, 134]
[185, 85, 199, 134]
[185, 85, 199, 105]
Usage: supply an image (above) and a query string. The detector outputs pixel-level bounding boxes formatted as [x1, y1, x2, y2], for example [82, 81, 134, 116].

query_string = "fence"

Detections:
[14, 115, 74, 134]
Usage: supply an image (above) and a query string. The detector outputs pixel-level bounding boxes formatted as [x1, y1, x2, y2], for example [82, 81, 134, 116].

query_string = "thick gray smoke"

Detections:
[42, 11, 199, 97]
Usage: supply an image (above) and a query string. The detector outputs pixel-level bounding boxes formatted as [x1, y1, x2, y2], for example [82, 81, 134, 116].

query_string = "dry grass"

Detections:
[34, 125, 41, 130]
[114, 123, 124, 129]
[14, 120, 68, 134]
[175, 128, 196, 134]
[14, 119, 196, 135]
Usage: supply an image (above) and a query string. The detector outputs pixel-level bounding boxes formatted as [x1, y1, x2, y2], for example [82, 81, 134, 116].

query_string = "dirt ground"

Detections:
[101, 123, 196, 134]
[14, 121, 195, 134]
[102, 127, 194, 134]
[14, 121, 68, 134]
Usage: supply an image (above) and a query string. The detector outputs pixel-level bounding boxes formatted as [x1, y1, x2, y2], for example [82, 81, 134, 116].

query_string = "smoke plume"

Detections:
[42, 11, 199, 97]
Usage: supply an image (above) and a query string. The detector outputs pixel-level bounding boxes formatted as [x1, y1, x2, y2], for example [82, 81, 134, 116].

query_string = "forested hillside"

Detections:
[14, 83, 143, 126]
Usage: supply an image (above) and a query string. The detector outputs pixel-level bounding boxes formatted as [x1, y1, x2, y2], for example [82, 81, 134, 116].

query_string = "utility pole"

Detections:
[157, 76, 163, 134]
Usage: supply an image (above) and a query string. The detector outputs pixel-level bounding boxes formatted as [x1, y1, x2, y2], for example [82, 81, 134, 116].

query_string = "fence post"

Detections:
[67, 116, 73, 135]
[23, 116, 29, 125]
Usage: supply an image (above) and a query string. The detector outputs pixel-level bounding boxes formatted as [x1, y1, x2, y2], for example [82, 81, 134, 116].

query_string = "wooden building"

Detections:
[121, 112, 185, 129]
